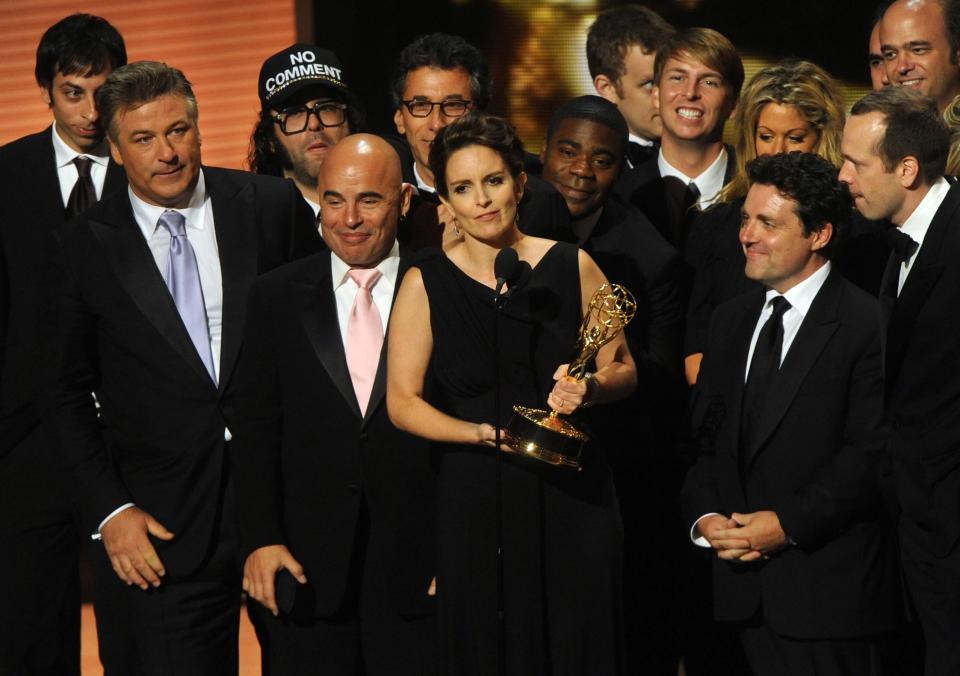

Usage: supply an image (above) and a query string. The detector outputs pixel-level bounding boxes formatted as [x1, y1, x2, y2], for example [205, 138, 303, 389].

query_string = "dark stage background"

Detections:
[312, 0, 876, 151]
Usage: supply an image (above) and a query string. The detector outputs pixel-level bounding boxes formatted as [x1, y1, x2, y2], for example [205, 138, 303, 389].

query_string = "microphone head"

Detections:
[494, 247, 520, 283]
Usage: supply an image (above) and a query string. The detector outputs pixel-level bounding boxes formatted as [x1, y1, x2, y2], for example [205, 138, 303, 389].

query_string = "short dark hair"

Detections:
[389, 33, 491, 111]
[654, 27, 744, 100]
[96, 61, 197, 142]
[746, 152, 852, 257]
[939, 0, 960, 64]
[247, 91, 364, 176]
[428, 113, 525, 199]
[586, 5, 675, 87]
[35, 13, 126, 91]
[851, 87, 950, 184]
[545, 95, 629, 159]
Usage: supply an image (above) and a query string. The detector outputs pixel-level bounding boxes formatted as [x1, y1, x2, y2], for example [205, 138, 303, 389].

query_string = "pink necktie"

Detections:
[346, 268, 383, 415]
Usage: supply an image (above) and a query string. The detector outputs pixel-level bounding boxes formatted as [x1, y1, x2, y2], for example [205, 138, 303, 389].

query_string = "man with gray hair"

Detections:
[42, 60, 321, 673]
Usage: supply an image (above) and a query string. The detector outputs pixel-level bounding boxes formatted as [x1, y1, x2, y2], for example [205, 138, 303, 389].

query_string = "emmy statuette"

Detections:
[505, 283, 637, 470]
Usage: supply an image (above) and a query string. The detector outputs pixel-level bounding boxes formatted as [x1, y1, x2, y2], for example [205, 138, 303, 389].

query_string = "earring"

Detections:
[452, 221, 461, 237]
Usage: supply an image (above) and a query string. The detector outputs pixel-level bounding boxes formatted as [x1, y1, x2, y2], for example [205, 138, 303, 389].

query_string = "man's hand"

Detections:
[242, 545, 307, 616]
[100, 507, 175, 590]
[696, 514, 753, 560]
[714, 511, 787, 562]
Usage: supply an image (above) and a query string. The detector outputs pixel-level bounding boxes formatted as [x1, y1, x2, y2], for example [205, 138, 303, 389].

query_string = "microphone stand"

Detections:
[493, 280, 507, 676]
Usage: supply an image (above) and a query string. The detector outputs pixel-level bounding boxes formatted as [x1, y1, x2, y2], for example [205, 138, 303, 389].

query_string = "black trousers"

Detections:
[251, 500, 437, 676]
[0, 425, 80, 676]
[899, 518, 960, 676]
[91, 502, 241, 676]
[740, 620, 885, 676]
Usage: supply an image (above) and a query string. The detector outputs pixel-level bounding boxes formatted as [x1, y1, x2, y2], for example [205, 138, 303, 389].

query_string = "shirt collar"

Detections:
[51, 122, 110, 168]
[900, 177, 951, 252]
[657, 146, 728, 208]
[413, 163, 435, 194]
[331, 239, 401, 292]
[628, 133, 655, 148]
[764, 260, 832, 318]
[129, 169, 208, 239]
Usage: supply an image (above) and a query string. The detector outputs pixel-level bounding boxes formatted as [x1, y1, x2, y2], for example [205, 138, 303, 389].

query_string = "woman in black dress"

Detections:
[387, 113, 636, 675]
[683, 59, 889, 384]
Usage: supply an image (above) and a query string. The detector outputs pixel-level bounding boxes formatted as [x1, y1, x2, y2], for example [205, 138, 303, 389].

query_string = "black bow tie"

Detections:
[885, 227, 919, 264]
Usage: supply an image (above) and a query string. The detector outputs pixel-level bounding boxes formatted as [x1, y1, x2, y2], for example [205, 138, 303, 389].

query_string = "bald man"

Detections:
[233, 135, 438, 675]
[880, 0, 960, 111]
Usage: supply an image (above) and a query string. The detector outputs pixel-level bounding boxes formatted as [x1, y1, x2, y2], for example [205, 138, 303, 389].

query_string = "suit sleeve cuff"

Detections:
[91, 503, 135, 541]
[690, 512, 722, 547]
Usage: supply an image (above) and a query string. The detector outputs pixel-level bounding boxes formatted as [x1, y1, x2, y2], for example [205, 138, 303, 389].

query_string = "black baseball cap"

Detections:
[259, 44, 349, 109]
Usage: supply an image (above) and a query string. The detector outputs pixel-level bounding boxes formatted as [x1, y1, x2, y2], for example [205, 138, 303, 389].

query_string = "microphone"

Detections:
[494, 247, 519, 299]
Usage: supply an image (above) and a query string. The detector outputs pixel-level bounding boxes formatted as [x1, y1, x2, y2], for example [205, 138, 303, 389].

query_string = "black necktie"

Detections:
[741, 296, 791, 458]
[65, 156, 97, 220]
[884, 227, 918, 265]
[626, 141, 655, 167]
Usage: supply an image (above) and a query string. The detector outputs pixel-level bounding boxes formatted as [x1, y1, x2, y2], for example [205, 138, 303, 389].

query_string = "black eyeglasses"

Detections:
[273, 101, 347, 135]
[401, 99, 472, 118]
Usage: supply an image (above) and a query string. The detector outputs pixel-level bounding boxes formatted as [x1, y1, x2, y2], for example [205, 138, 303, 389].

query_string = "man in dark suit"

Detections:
[539, 94, 689, 675]
[387, 33, 571, 248]
[233, 134, 436, 675]
[615, 27, 743, 256]
[840, 87, 960, 676]
[42, 61, 321, 674]
[586, 4, 675, 167]
[0, 14, 126, 675]
[683, 152, 899, 675]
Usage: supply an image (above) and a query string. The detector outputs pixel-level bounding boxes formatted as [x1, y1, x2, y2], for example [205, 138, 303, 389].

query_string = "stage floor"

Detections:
[80, 603, 262, 675]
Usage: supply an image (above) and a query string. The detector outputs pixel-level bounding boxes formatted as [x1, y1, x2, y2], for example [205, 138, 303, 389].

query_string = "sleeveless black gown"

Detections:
[414, 242, 624, 676]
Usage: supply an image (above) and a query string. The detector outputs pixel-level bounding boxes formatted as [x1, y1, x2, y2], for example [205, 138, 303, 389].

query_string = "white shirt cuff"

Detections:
[225, 427, 232, 442]
[91, 503, 136, 540]
[690, 512, 722, 547]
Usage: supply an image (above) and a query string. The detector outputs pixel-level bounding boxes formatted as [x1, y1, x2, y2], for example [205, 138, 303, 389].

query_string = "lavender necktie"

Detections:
[158, 210, 217, 384]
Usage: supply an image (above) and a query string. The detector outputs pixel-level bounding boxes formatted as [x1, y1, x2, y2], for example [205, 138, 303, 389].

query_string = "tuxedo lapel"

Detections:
[208, 169, 258, 393]
[32, 129, 68, 231]
[89, 195, 214, 387]
[884, 187, 959, 390]
[103, 159, 126, 197]
[744, 272, 841, 465]
[294, 253, 362, 419]
[725, 291, 765, 465]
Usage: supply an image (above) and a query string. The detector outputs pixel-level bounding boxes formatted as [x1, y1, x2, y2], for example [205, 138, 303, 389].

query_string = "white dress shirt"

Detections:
[897, 177, 950, 295]
[95, 170, 226, 538]
[690, 262, 832, 547]
[330, 241, 400, 344]
[658, 146, 728, 209]
[51, 122, 109, 206]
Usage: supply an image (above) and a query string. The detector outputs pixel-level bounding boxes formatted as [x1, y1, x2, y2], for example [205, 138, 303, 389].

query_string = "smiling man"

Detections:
[879, 0, 960, 112]
[43, 61, 321, 674]
[233, 135, 437, 675]
[617, 27, 743, 254]
[249, 44, 361, 217]
[539, 94, 686, 676]
[0, 13, 125, 675]
[684, 152, 898, 676]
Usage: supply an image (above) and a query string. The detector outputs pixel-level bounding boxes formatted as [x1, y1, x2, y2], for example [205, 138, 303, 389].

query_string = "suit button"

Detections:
[347, 483, 360, 495]
[359, 432, 369, 443]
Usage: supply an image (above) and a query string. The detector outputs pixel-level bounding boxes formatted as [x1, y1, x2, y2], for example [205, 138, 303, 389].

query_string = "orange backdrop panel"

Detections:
[0, 0, 298, 168]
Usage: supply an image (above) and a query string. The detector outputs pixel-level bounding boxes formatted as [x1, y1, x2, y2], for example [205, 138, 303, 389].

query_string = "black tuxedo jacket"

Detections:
[683, 270, 898, 639]
[41, 167, 321, 575]
[579, 196, 687, 450]
[615, 146, 736, 255]
[232, 249, 436, 619]
[0, 127, 125, 458]
[882, 183, 960, 556]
